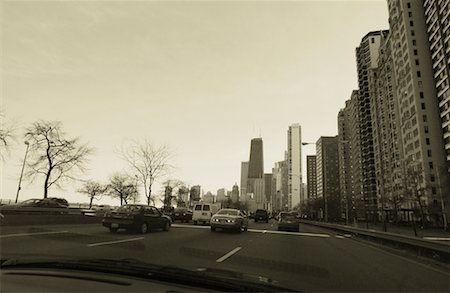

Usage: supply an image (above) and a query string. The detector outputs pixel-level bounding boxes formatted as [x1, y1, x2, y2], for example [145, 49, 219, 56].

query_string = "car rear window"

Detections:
[202, 205, 210, 211]
[194, 205, 202, 211]
[255, 210, 267, 214]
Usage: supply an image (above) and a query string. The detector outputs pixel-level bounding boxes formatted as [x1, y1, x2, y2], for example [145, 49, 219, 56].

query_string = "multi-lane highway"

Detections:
[1, 220, 449, 291]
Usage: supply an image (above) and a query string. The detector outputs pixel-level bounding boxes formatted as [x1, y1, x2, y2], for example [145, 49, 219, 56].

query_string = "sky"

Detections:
[1, 0, 389, 206]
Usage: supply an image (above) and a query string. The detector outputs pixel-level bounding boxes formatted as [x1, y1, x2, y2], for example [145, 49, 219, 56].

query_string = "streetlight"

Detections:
[15, 141, 30, 204]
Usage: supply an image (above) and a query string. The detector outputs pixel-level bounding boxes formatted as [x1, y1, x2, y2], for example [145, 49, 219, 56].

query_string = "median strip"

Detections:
[216, 247, 242, 263]
[0, 231, 69, 238]
[87, 237, 145, 247]
[423, 237, 450, 241]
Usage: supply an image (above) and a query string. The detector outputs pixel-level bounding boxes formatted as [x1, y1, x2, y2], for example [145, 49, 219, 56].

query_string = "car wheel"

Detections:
[109, 227, 118, 233]
[266, 219, 269, 223]
[163, 221, 170, 231]
[193, 221, 197, 225]
[244, 226, 248, 232]
[254, 219, 258, 223]
[138, 223, 148, 234]
[237, 224, 243, 233]
[210, 226, 216, 232]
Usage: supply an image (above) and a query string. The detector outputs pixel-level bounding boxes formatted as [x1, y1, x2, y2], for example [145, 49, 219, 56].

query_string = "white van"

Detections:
[192, 203, 219, 225]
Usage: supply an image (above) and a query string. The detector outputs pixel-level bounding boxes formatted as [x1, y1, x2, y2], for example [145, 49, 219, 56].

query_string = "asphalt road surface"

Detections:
[1, 219, 449, 292]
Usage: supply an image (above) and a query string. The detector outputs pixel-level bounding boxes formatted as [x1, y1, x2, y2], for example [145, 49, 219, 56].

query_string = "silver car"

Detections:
[210, 209, 249, 233]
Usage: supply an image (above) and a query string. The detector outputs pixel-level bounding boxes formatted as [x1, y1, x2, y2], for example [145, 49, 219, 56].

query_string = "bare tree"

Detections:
[78, 180, 108, 209]
[107, 173, 138, 206]
[120, 139, 172, 206]
[405, 165, 431, 228]
[0, 111, 17, 161]
[161, 179, 185, 211]
[24, 120, 92, 198]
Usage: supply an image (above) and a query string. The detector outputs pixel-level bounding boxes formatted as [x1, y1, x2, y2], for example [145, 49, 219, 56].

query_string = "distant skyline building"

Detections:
[240, 161, 249, 202]
[216, 188, 227, 202]
[306, 155, 317, 199]
[264, 173, 273, 210]
[190, 185, 201, 202]
[231, 184, 239, 202]
[246, 138, 266, 209]
[287, 124, 302, 209]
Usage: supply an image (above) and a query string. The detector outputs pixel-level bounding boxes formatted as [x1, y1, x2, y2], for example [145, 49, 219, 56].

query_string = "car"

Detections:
[210, 208, 249, 233]
[254, 209, 269, 223]
[192, 203, 220, 225]
[47, 197, 69, 207]
[17, 198, 68, 208]
[171, 208, 193, 222]
[102, 204, 171, 234]
[277, 212, 300, 232]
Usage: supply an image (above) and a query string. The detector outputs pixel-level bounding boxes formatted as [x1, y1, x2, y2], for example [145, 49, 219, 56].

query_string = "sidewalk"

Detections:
[342, 222, 450, 240]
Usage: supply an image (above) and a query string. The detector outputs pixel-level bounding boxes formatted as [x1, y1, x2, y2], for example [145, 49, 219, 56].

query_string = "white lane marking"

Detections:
[172, 224, 210, 229]
[87, 237, 144, 247]
[423, 237, 450, 241]
[248, 229, 330, 238]
[0, 231, 69, 238]
[170, 224, 331, 238]
[216, 247, 242, 263]
[335, 235, 345, 239]
[344, 234, 352, 238]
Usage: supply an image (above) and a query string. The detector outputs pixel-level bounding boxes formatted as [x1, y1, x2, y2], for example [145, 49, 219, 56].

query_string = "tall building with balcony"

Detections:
[355, 31, 388, 221]
[388, 0, 448, 219]
[316, 136, 340, 221]
[287, 124, 302, 209]
[338, 100, 354, 221]
[240, 161, 249, 202]
[423, 0, 450, 170]
[306, 155, 317, 199]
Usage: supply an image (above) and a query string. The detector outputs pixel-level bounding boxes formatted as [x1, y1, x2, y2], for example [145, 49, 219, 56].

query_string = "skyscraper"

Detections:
[287, 124, 302, 209]
[246, 138, 265, 209]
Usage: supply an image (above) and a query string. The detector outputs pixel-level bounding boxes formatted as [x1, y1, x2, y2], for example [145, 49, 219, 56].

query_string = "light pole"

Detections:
[436, 166, 447, 231]
[15, 141, 30, 204]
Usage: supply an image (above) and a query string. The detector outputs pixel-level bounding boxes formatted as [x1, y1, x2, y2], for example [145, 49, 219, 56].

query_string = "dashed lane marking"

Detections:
[216, 247, 242, 263]
[335, 235, 345, 239]
[87, 237, 145, 247]
[0, 231, 69, 238]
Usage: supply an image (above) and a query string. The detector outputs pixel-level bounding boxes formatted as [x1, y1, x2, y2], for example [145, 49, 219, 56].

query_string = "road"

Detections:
[1, 219, 449, 291]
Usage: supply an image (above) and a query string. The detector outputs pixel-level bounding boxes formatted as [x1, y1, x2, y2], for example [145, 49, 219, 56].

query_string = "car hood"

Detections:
[0, 258, 297, 292]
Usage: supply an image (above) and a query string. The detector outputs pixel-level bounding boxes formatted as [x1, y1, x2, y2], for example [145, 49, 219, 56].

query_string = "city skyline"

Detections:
[2, 1, 390, 205]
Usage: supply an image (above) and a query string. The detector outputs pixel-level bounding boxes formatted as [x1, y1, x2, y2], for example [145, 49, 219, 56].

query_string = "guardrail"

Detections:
[300, 220, 450, 264]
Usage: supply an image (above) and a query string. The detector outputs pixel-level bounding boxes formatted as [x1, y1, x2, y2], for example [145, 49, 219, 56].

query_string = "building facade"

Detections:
[306, 155, 317, 199]
[287, 124, 302, 209]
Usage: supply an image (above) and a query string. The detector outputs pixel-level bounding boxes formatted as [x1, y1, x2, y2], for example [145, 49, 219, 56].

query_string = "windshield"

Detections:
[116, 205, 142, 213]
[217, 210, 238, 216]
[2, 1, 449, 292]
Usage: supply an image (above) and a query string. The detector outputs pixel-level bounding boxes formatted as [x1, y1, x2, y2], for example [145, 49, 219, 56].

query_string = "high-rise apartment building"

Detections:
[316, 136, 340, 221]
[388, 0, 448, 219]
[306, 155, 317, 199]
[231, 184, 239, 202]
[190, 185, 201, 203]
[355, 31, 388, 221]
[338, 100, 354, 222]
[287, 124, 302, 209]
[423, 0, 450, 170]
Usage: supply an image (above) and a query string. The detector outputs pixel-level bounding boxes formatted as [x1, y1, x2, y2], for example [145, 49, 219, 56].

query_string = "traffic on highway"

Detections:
[1, 203, 450, 292]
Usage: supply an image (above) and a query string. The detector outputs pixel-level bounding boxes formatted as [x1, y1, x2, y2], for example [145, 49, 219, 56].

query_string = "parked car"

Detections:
[254, 209, 269, 223]
[171, 208, 193, 222]
[102, 204, 171, 234]
[192, 203, 220, 225]
[47, 197, 69, 207]
[277, 212, 300, 232]
[210, 208, 248, 233]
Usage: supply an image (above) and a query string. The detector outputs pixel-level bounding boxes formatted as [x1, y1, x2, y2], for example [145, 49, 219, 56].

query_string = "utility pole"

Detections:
[15, 141, 30, 204]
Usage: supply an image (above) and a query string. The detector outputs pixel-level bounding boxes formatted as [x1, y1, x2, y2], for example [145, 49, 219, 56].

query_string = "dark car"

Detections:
[254, 209, 269, 223]
[277, 212, 300, 232]
[48, 197, 69, 207]
[18, 198, 68, 208]
[102, 204, 171, 234]
[171, 208, 193, 223]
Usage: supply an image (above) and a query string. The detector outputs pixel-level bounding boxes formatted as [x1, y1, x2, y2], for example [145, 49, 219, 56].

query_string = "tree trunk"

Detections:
[147, 185, 152, 206]
[44, 172, 50, 198]
[89, 196, 94, 209]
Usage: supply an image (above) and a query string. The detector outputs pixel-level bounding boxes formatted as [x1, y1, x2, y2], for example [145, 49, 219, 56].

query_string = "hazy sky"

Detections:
[2, 0, 389, 205]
